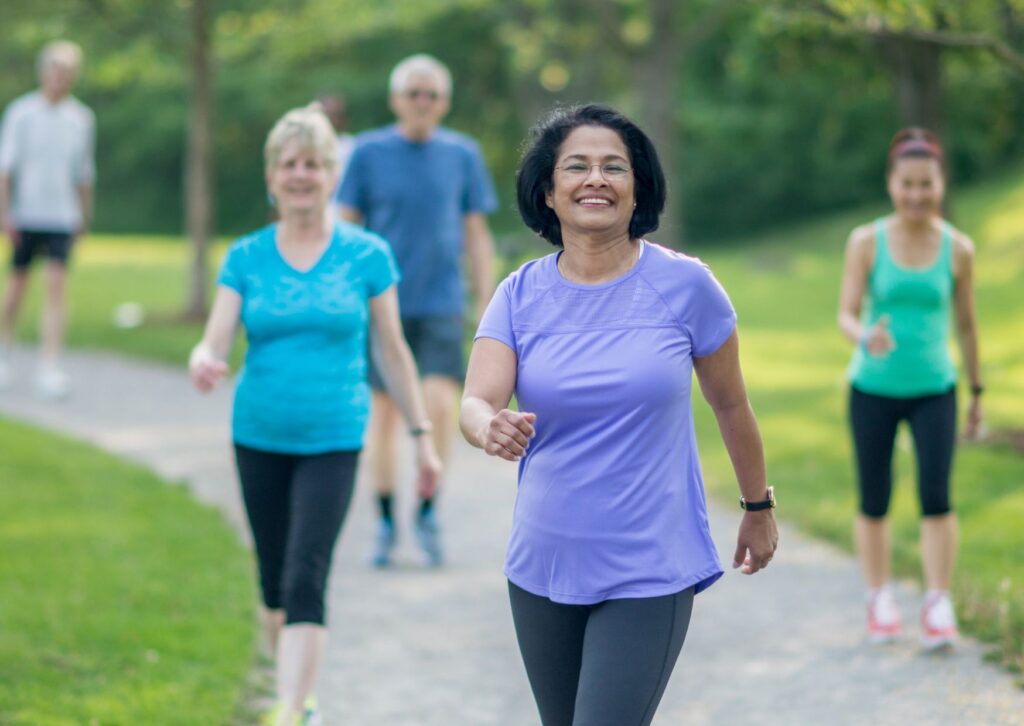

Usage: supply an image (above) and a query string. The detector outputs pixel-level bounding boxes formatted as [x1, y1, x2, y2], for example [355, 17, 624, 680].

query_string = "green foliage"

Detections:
[1, 0, 1022, 240]
[0, 418, 257, 724]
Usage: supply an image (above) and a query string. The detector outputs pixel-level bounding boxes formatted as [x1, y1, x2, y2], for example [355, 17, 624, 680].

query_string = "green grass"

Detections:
[3, 166, 1022, 679]
[0, 418, 258, 724]
[6, 235, 232, 365]
[686, 163, 1024, 674]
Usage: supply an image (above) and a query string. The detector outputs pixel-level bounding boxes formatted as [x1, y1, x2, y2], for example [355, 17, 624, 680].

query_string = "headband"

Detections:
[890, 138, 943, 161]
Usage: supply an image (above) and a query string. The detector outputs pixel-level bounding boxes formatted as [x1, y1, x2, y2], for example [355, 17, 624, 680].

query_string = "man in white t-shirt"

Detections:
[0, 40, 95, 398]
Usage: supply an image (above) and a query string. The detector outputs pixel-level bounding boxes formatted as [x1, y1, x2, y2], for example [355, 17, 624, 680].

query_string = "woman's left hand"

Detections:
[733, 511, 779, 575]
[415, 436, 443, 499]
[964, 396, 984, 440]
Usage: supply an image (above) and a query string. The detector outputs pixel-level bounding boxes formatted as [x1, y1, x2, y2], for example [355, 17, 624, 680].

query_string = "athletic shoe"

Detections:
[302, 695, 320, 726]
[867, 586, 902, 643]
[261, 702, 300, 726]
[921, 591, 959, 649]
[415, 509, 444, 567]
[371, 518, 396, 568]
[35, 366, 71, 400]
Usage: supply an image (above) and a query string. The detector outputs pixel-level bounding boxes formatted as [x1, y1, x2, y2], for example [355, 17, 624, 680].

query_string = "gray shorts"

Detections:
[369, 315, 465, 390]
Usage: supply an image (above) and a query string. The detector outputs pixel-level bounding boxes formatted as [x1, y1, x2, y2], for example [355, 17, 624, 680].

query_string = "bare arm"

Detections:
[370, 287, 441, 495]
[953, 233, 983, 438]
[460, 337, 535, 461]
[463, 212, 496, 324]
[188, 286, 242, 392]
[76, 183, 93, 238]
[693, 330, 778, 575]
[838, 225, 893, 356]
[0, 174, 16, 245]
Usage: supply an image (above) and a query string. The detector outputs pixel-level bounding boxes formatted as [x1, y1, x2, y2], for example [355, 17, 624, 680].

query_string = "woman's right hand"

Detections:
[862, 314, 896, 357]
[478, 409, 536, 462]
[189, 345, 229, 393]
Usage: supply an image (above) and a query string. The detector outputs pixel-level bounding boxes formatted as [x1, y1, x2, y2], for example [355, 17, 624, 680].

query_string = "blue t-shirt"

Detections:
[336, 125, 497, 318]
[476, 242, 737, 604]
[218, 222, 399, 454]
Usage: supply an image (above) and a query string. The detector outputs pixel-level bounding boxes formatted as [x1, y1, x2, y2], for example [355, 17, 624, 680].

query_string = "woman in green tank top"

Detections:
[837, 128, 983, 649]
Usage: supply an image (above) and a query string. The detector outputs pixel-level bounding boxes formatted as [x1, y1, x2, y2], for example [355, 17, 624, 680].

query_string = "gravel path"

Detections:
[1, 346, 1021, 725]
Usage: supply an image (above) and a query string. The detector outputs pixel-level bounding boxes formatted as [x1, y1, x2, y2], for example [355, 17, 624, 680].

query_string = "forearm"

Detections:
[77, 184, 93, 231]
[0, 175, 11, 226]
[957, 325, 981, 388]
[712, 398, 769, 501]
[374, 338, 431, 431]
[459, 396, 498, 448]
[838, 311, 865, 346]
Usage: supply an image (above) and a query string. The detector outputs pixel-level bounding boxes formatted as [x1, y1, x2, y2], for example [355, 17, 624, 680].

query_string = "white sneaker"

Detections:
[921, 591, 959, 649]
[35, 366, 71, 400]
[867, 586, 902, 643]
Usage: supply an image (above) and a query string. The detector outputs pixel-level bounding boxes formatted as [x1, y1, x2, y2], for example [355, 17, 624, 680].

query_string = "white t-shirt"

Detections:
[0, 91, 95, 231]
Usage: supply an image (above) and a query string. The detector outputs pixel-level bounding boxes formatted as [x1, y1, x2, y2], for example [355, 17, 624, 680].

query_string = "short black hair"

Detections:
[516, 104, 666, 247]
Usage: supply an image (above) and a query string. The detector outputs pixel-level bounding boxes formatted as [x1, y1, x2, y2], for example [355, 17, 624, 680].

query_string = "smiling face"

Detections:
[389, 71, 450, 140]
[888, 156, 945, 223]
[545, 125, 635, 243]
[265, 139, 337, 217]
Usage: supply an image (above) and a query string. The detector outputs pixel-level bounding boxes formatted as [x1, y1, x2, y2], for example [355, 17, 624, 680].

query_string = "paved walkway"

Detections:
[1, 347, 1022, 725]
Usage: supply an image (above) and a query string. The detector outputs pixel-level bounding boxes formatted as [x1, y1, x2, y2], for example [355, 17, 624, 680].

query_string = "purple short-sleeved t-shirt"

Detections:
[476, 242, 737, 604]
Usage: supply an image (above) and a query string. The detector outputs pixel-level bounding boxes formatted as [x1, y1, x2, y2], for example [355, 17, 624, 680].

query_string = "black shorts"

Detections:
[369, 315, 465, 390]
[848, 385, 957, 518]
[12, 229, 74, 270]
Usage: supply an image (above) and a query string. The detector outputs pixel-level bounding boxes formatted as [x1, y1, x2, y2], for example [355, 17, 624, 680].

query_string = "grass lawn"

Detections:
[687, 163, 1024, 675]
[2, 165, 1021, 680]
[0, 418, 258, 725]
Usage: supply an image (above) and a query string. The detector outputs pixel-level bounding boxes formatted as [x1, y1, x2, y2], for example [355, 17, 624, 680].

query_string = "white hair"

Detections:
[38, 40, 83, 75]
[264, 105, 338, 171]
[388, 54, 452, 98]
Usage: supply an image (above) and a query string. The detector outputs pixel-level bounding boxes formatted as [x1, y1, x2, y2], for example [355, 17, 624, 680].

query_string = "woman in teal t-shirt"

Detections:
[838, 128, 983, 650]
[189, 106, 440, 726]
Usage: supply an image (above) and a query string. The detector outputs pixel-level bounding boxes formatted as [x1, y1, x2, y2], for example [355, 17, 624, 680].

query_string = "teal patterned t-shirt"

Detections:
[218, 221, 399, 454]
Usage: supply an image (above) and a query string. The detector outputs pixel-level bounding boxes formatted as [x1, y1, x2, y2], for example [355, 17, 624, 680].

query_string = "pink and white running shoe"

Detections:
[867, 586, 902, 643]
[921, 591, 959, 649]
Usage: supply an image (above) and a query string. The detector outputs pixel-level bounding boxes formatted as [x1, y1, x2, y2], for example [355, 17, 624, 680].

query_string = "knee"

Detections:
[283, 565, 328, 626]
[921, 501, 952, 517]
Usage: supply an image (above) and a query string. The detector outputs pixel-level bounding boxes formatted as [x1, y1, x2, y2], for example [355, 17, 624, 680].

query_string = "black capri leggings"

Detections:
[848, 386, 957, 518]
[508, 581, 694, 726]
[234, 444, 359, 625]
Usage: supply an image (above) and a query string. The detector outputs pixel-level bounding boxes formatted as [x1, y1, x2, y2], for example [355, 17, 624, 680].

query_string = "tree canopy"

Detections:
[3, 0, 1022, 244]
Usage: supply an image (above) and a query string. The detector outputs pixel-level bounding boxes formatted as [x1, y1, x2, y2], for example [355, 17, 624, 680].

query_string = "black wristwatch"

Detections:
[740, 486, 775, 512]
[970, 384, 984, 397]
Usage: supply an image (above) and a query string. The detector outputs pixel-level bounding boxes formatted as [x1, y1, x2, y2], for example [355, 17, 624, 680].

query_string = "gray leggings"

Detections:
[508, 581, 694, 726]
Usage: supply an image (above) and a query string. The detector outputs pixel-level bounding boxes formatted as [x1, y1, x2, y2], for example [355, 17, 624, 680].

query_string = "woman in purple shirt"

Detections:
[460, 104, 778, 726]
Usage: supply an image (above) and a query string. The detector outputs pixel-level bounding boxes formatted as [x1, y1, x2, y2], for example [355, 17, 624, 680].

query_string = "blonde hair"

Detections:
[263, 105, 338, 171]
[38, 40, 83, 76]
[388, 54, 452, 98]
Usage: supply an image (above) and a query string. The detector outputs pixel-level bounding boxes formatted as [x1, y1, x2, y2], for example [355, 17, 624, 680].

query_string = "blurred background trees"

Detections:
[2, 0, 1022, 247]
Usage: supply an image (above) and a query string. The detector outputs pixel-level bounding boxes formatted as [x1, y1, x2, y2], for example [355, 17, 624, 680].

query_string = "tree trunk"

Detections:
[184, 0, 214, 321]
[632, 0, 685, 246]
[875, 34, 944, 133]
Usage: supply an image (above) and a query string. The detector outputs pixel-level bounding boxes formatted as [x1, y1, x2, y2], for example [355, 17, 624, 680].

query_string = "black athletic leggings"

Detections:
[848, 386, 957, 518]
[234, 444, 359, 625]
[508, 582, 694, 726]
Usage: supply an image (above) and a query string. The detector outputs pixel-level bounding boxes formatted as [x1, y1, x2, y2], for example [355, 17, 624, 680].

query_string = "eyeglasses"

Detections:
[555, 162, 632, 179]
[404, 89, 441, 101]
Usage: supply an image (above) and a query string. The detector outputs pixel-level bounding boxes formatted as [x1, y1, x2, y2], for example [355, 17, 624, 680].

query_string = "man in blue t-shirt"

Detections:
[337, 53, 497, 567]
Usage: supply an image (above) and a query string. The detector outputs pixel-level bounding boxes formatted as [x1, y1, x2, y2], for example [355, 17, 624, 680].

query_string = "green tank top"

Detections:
[848, 218, 957, 397]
